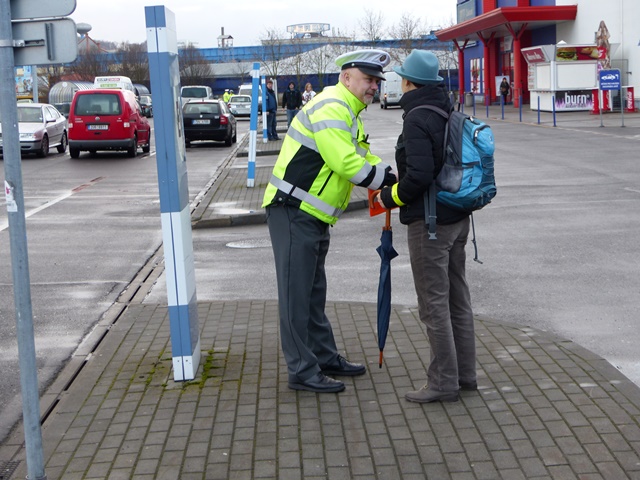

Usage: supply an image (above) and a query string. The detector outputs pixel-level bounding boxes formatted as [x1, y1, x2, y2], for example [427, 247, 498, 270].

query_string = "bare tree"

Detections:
[66, 49, 112, 81]
[358, 9, 386, 44]
[259, 28, 287, 79]
[387, 13, 426, 63]
[116, 42, 149, 85]
[179, 42, 213, 85]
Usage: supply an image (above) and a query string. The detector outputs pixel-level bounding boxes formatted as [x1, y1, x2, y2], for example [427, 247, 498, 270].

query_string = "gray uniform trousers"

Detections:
[407, 216, 476, 392]
[266, 205, 340, 382]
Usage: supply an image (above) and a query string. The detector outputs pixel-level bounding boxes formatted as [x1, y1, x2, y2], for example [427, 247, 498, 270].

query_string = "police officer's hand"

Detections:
[382, 166, 397, 187]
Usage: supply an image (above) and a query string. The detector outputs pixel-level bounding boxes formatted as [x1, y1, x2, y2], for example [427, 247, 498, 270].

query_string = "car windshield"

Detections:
[17, 107, 43, 123]
[182, 88, 208, 98]
[184, 103, 219, 115]
[75, 94, 122, 115]
[231, 97, 250, 104]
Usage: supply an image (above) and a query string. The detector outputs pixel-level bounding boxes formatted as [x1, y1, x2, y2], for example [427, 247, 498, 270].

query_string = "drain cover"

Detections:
[226, 238, 272, 249]
[0, 461, 20, 480]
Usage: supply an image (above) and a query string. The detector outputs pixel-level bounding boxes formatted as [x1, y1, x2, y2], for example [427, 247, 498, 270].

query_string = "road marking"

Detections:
[0, 177, 106, 232]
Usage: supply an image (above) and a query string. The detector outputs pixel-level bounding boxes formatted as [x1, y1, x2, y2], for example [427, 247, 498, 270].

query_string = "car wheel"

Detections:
[232, 128, 237, 143]
[127, 135, 137, 157]
[185, 139, 191, 148]
[69, 147, 80, 158]
[225, 131, 232, 146]
[142, 142, 150, 153]
[57, 132, 68, 153]
[37, 134, 49, 158]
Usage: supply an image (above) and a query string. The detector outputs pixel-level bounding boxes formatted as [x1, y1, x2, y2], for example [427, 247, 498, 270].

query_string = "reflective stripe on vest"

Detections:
[270, 175, 345, 218]
[291, 101, 373, 184]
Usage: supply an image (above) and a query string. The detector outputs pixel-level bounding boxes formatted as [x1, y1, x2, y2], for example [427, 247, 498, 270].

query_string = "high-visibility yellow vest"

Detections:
[263, 82, 391, 225]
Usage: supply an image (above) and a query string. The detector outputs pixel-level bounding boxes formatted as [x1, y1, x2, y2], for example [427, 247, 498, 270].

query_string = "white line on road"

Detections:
[0, 177, 106, 233]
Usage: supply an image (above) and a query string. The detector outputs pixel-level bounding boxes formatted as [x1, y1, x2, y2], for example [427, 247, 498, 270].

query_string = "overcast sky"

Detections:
[70, 0, 457, 48]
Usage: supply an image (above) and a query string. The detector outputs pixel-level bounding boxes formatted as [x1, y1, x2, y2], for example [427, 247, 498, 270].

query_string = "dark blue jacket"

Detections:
[265, 87, 277, 113]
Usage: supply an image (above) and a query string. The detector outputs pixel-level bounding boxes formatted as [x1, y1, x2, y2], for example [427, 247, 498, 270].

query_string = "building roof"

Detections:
[436, 5, 578, 43]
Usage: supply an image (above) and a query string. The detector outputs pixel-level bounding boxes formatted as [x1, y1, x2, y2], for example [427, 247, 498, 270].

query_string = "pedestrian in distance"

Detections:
[282, 81, 302, 127]
[302, 82, 316, 106]
[500, 77, 510, 104]
[265, 79, 279, 141]
[376, 50, 476, 404]
[263, 49, 397, 393]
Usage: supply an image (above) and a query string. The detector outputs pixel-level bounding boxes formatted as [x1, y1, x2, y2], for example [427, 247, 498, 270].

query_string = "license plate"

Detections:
[88, 124, 108, 130]
[193, 119, 210, 125]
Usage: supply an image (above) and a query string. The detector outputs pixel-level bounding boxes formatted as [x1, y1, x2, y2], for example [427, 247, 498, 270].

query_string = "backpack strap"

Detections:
[406, 104, 451, 240]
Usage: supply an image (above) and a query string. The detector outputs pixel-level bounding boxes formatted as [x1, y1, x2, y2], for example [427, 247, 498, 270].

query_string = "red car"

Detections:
[68, 89, 151, 158]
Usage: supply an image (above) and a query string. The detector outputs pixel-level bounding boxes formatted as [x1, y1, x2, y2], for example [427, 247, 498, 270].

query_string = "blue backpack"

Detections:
[411, 105, 497, 260]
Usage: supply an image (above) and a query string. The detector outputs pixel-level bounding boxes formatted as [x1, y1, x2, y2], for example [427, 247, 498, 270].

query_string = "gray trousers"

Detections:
[407, 217, 475, 392]
[266, 206, 340, 381]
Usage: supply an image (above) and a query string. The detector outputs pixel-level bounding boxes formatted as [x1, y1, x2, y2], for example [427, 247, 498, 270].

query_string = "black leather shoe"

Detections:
[288, 373, 345, 393]
[321, 355, 366, 377]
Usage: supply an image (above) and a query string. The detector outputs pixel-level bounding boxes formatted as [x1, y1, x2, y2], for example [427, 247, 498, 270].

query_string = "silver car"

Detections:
[228, 95, 252, 117]
[0, 103, 68, 157]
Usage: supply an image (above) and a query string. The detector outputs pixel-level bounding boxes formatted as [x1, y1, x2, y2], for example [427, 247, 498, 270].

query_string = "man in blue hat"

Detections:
[263, 49, 396, 393]
[376, 50, 476, 403]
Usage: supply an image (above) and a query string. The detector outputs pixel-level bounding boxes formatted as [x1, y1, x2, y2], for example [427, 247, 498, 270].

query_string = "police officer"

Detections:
[223, 89, 231, 103]
[263, 49, 396, 393]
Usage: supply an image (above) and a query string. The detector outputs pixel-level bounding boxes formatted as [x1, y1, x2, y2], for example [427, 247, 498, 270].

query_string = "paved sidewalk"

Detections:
[3, 300, 640, 480]
[2, 106, 640, 480]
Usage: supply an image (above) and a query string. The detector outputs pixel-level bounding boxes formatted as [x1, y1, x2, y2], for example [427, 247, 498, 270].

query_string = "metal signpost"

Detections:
[1, 1, 77, 478]
[261, 76, 268, 143]
[145, 6, 201, 382]
[247, 62, 260, 187]
[599, 68, 622, 127]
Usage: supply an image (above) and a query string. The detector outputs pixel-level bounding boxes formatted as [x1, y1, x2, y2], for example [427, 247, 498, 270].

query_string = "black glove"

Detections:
[382, 166, 396, 187]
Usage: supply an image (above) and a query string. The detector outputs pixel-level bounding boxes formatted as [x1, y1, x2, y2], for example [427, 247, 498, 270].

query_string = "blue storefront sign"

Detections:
[599, 69, 621, 90]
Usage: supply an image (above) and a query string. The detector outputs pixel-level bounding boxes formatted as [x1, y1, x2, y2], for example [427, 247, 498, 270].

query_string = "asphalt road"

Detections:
[0, 117, 251, 443]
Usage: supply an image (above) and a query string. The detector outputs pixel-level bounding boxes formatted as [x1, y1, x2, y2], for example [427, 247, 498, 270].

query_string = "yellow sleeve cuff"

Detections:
[391, 184, 405, 206]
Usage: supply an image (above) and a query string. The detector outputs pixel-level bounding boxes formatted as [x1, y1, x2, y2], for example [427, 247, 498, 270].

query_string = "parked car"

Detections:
[180, 85, 213, 107]
[68, 88, 151, 158]
[0, 103, 68, 157]
[139, 95, 153, 117]
[182, 99, 237, 147]
[237, 84, 262, 112]
[227, 94, 252, 117]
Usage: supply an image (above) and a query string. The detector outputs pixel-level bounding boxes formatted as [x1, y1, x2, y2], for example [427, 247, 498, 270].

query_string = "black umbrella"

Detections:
[375, 208, 398, 368]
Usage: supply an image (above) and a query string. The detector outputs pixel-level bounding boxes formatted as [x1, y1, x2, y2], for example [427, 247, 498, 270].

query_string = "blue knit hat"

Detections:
[393, 50, 443, 85]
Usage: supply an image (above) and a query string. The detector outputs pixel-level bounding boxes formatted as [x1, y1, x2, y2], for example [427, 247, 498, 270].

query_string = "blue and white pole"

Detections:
[261, 76, 268, 143]
[247, 62, 260, 187]
[145, 6, 200, 382]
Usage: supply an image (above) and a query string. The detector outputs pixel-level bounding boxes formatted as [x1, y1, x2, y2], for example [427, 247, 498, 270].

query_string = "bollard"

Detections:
[519, 95, 522, 122]
[552, 95, 556, 127]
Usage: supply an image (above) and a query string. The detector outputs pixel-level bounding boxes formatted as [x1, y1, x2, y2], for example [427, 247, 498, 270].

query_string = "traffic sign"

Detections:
[599, 69, 621, 91]
[10, 0, 76, 20]
[12, 18, 78, 65]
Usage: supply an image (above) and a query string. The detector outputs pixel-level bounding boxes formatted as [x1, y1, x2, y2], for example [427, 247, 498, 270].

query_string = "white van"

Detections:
[237, 84, 262, 110]
[180, 85, 214, 106]
[380, 71, 403, 109]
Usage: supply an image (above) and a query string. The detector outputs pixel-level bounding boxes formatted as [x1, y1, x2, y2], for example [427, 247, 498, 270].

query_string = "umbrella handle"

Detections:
[384, 209, 391, 231]
[379, 350, 384, 368]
